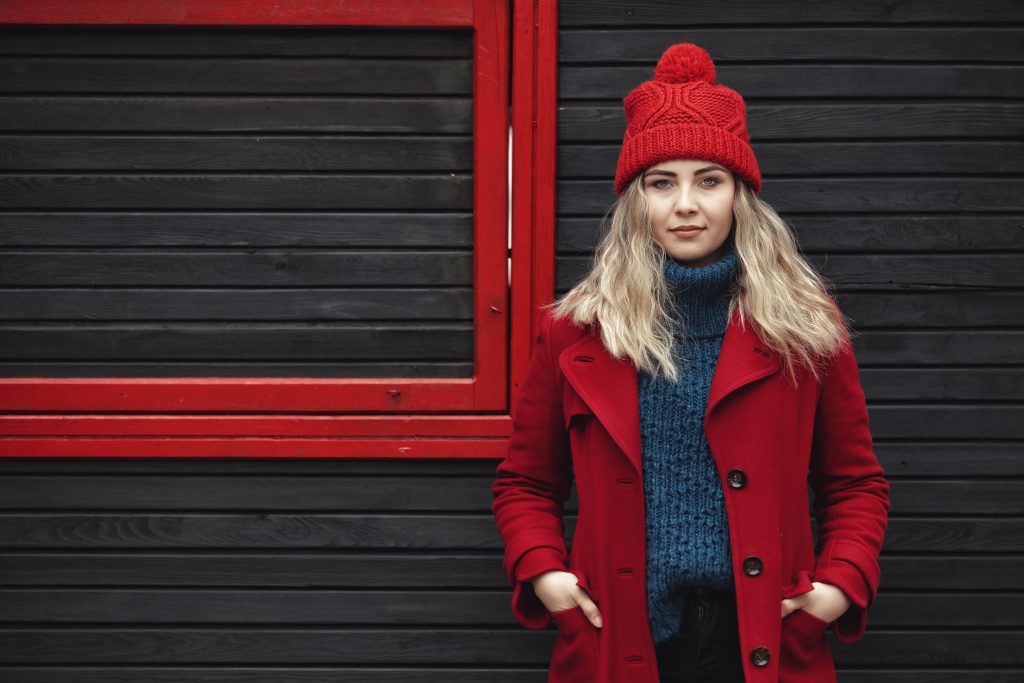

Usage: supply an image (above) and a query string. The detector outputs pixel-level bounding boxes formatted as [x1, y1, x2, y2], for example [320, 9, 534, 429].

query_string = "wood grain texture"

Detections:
[0, 25, 478, 380]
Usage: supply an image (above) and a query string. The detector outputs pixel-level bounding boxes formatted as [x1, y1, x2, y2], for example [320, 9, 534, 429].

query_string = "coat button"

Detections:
[727, 468, 747, 489]
[750, 646, 770, 667]
[743, 556, 763, 576]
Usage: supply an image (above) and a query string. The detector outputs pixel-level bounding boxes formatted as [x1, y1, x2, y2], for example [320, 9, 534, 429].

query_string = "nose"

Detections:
[675, 186, 698, 214]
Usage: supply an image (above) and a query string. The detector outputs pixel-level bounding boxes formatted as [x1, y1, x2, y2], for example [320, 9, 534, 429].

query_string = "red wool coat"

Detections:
[492, 307, 890, 683]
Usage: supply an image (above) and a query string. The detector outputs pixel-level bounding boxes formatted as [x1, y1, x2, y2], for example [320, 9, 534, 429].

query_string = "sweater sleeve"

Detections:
[491, 310, 573, 630]
[809, 324, 891, 644]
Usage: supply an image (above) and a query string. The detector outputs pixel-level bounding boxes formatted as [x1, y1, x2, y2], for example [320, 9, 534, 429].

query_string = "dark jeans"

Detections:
[654, 585, 746, 683]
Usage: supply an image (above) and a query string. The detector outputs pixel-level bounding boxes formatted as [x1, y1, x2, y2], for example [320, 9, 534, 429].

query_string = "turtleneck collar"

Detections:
[662, 243, 738, 340]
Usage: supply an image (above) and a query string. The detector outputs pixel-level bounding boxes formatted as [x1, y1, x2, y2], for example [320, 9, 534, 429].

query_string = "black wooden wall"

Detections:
[1, 2, 1023, 682]
[0, 25, 476, 379]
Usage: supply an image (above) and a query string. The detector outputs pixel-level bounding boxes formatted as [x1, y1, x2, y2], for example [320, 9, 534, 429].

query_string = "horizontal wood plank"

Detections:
[0, 251, 472, 286]
[0, 289, 474, 321]
[558, 104, 1024, 140]
[558, 0, 1023, 24]
[837, 293, 1024, 328]
[0, 27, 473, 57]
[0, 136, 473, 171]
[0, 97, 472, 133]
[0, 175, 472, 210]
[0, 323, 473, 360]
[0, 515, 1018, 551]
[0, 58, 472, 94]
[0, 212, 474, 247]
[851, 330, 1023, 365]
[560, 27, 1024, 62]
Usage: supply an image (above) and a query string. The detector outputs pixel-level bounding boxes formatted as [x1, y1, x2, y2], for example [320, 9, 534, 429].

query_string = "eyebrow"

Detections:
[642, 165, 728, 179]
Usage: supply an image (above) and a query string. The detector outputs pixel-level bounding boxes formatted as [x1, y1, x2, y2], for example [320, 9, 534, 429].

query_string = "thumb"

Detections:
[574, 588, 603, 629]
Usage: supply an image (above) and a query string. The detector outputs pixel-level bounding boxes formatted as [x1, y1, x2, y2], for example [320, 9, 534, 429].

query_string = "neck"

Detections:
[662, 244, 737, 340]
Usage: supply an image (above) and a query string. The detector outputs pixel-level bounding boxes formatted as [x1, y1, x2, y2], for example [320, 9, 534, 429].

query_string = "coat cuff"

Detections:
[509, 547, 567, 630]
[815, 558, 872, 643]
[514, 546, 568, 583]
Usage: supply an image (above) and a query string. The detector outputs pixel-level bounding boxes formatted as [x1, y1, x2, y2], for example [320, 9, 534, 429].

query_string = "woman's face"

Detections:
[641, 158, 736, 267]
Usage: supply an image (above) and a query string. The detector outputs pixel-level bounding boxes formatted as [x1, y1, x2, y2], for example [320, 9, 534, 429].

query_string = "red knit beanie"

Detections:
[614, 43, 762, 196]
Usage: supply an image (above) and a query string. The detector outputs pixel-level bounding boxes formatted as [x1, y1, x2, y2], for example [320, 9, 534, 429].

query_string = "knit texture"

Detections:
[614, 43, 761, 195]
[639, 244, 738, 645]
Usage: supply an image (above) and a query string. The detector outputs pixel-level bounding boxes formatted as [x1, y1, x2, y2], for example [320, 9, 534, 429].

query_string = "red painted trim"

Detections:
[0, 414, 511, 437]
[509, 0, 558, 409]
[534, 0, 559, 346]
[1, 378, 479, 412]
[0, 0, 473, 26]
[469, 0, 510, 410]
[0, 438, 508, 458]
[509, 0, 535, 406]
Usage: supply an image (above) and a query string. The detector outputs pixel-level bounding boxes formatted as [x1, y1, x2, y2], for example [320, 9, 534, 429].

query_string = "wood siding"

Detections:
[1, 2, 1023, 681]
[0, 25, 476, 379]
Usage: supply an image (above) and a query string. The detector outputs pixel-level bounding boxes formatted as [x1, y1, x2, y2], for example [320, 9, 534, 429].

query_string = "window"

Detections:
[0, 0, 558, 458]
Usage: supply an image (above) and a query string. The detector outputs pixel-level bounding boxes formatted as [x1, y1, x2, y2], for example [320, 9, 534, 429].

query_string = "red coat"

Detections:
[492, 307, 890, 683]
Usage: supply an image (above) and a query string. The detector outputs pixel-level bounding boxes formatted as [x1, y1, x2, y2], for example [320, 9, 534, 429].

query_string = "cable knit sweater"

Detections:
[639, 244, 738, 645]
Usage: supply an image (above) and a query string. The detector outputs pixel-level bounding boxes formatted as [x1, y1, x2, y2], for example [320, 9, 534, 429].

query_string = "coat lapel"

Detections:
[558, 310, 781, 475]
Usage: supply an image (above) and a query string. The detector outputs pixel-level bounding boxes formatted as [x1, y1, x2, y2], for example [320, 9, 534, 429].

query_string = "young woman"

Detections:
[491, 43, 890, 683]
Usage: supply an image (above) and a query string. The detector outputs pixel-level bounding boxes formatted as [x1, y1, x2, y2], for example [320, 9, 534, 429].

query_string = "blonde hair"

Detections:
[544, 173, 852, 386]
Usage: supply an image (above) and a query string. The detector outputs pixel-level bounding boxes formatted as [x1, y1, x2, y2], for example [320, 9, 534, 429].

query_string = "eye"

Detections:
[700, 176, 721, 187]
[650, 178, 672, 189]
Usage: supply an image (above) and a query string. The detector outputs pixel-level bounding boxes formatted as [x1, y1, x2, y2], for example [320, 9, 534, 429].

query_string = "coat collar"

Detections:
[557, 310, 781, 475]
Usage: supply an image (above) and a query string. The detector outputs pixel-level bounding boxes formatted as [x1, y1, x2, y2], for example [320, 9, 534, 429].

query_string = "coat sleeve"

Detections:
[809, 332, 891, 644]
[491, 310, 574, 630]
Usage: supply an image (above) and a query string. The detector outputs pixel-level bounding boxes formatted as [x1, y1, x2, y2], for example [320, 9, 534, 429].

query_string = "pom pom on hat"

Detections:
[653, 43, 716, 85]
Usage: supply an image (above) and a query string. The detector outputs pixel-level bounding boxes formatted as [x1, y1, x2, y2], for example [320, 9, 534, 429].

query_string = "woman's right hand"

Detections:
[533, 570, 603, 628]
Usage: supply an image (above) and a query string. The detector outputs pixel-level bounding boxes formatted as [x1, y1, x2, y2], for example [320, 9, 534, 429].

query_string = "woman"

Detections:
[491, 43, 890, 683]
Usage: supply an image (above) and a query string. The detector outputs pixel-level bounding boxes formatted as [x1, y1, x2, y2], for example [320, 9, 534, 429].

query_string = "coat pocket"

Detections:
[785, 607, 830, 639]
[779, 608, 835, 683]
[549, 605, 600, 683]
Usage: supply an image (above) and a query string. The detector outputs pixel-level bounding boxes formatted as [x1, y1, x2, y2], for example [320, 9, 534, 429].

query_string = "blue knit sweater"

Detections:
[639, 245, 738, 645]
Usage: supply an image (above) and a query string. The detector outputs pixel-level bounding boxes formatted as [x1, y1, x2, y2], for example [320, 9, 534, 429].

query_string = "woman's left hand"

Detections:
[780, 581, 851, 623]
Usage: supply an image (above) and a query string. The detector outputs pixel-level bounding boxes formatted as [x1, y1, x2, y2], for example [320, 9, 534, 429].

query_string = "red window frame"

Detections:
[0, 0, 558, 458]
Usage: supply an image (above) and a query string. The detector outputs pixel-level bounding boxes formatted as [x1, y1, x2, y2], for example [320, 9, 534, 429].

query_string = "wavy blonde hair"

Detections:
[544, 172, 852, 386]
